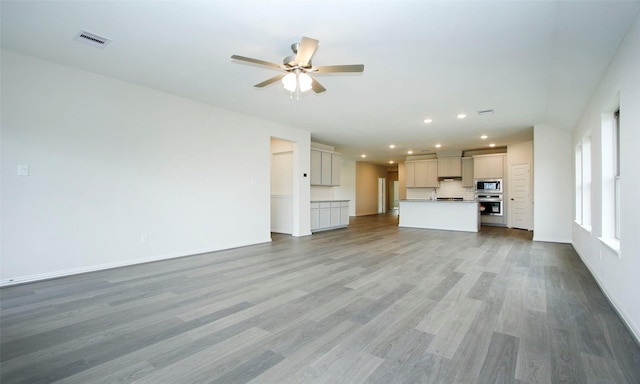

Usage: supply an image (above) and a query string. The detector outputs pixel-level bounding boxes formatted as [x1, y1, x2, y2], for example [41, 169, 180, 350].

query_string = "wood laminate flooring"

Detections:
[1, 214, 639, 383]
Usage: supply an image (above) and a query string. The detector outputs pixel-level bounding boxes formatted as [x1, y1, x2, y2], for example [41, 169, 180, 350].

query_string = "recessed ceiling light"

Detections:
[435, 144, 442, 148]
[480, 135, 488, 139]
[361, 154, 367, 158]
[424, 119, 433, 124]
[389, 160, 394, 164]
[489, 143, 496, 147]
[389, 144, 395, 149]
[457, 114, 467, 119]
[407, 150, 413, 155]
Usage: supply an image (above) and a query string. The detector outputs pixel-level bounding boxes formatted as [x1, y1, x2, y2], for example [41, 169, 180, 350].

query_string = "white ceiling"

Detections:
[2, 1, 639, 164]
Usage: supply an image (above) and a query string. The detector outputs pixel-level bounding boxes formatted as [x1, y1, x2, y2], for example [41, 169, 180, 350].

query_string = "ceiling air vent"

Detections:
[477, 109, 495, 115]
[73, 30, 111, 49]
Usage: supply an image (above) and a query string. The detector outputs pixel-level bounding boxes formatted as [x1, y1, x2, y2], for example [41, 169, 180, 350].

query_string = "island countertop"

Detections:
[399, 200, 479, 232]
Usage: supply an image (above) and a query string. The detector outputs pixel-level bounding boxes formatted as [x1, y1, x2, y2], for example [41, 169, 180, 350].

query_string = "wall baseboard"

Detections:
[0, 238, 272, 287]
[572, 244, 640, 346]
[532, 236, 571, 244]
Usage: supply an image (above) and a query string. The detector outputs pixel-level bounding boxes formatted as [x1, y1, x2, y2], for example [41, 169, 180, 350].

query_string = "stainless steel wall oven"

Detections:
[477, 194, 503, 216]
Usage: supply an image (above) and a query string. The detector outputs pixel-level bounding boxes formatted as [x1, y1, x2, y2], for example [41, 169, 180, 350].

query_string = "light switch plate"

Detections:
[17, 165, 29, 176]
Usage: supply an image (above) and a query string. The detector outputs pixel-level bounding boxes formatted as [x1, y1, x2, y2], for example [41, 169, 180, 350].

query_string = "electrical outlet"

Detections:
[17, 165, 29, 176]
[140, 235, 149, 244]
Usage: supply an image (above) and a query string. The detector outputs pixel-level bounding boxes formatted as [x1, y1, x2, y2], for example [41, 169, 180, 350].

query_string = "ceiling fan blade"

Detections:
[231, 55, 283, 70]
[254, 73, 286, 88]
[295, 37, 319, 67]
[310, 77, 326, 93]
[314, 64, 365, 73]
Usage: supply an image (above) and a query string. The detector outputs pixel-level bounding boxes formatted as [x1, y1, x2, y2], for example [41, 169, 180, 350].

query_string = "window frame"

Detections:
[614, 109, 620, 239]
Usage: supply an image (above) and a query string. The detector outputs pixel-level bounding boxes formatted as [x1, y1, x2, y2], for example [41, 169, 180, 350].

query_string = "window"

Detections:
[574, 134, 591, 230]
[599, 109, 620, 254]
[575, 145, 582, 223]
[614, 110, 620, 239]
[582, 135, 592, 230]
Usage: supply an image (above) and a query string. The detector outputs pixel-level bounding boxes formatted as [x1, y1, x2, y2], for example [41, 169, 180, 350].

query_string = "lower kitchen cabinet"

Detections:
[311, 205, 320, 230]
[311, 200, 349, 232]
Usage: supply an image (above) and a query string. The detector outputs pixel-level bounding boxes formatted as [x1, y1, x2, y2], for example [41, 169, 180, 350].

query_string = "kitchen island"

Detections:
[399, 199, 480, 232]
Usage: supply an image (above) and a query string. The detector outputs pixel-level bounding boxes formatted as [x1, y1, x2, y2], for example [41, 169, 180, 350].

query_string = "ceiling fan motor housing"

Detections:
[284, 55, 312, 69]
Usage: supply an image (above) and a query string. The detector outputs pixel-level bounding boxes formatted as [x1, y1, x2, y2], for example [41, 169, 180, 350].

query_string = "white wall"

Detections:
[0, 49, 310, 285]
[570, 16, 640, 341]
[533, 125, 572, 242]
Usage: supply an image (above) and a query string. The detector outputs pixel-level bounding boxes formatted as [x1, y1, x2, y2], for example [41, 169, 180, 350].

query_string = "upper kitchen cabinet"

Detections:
[473, 154, 505, 179]
[405, 162, 416, 187]
[311, 149, 341, 186]
[331, 153, 341, 186]
[310, 150, 322, 185]
[437, 156, 462, 178]
[461, 157, 474, 187]
[405, 160, 438, 188]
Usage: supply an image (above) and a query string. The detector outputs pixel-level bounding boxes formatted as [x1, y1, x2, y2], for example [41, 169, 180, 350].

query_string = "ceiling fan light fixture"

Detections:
[282, 73, 297, 92]
[298, 73, 313, 92]
[233, 36, 363, 95]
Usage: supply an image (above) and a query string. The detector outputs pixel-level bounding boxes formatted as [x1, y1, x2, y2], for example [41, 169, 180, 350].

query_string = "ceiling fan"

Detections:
[231, 37, 364, 94]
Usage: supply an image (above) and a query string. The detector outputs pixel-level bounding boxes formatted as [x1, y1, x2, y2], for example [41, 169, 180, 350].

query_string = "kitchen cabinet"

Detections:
[310, 150, 322, 185]
[405, 162, 416, 187]
[310, 149, 341, 186]
[437, 157, 462, 177]
[473, 154, 505, 179]
[331, 153, 341, 186]
[340, 201, 349, 225]
[321, 152, 332, 185]
[462, 157, 474, 187]
[310, 203, 320, 230]
[424, 161, 439, 187]
[311, 200, 349, 232]
[406, 160, 439, 188]
[318, 202, 331, 228]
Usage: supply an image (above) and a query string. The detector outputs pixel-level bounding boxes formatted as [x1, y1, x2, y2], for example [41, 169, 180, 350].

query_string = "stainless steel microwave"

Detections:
[476, 179, 502, 193]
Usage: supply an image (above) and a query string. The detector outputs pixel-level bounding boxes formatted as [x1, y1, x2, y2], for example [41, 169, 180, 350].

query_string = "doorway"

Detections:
[270, 138, 294, 234]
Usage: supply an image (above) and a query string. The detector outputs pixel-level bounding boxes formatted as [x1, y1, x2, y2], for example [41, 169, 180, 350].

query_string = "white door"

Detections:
[378, 178, 386, 213]
[510, 163, 531, 230]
